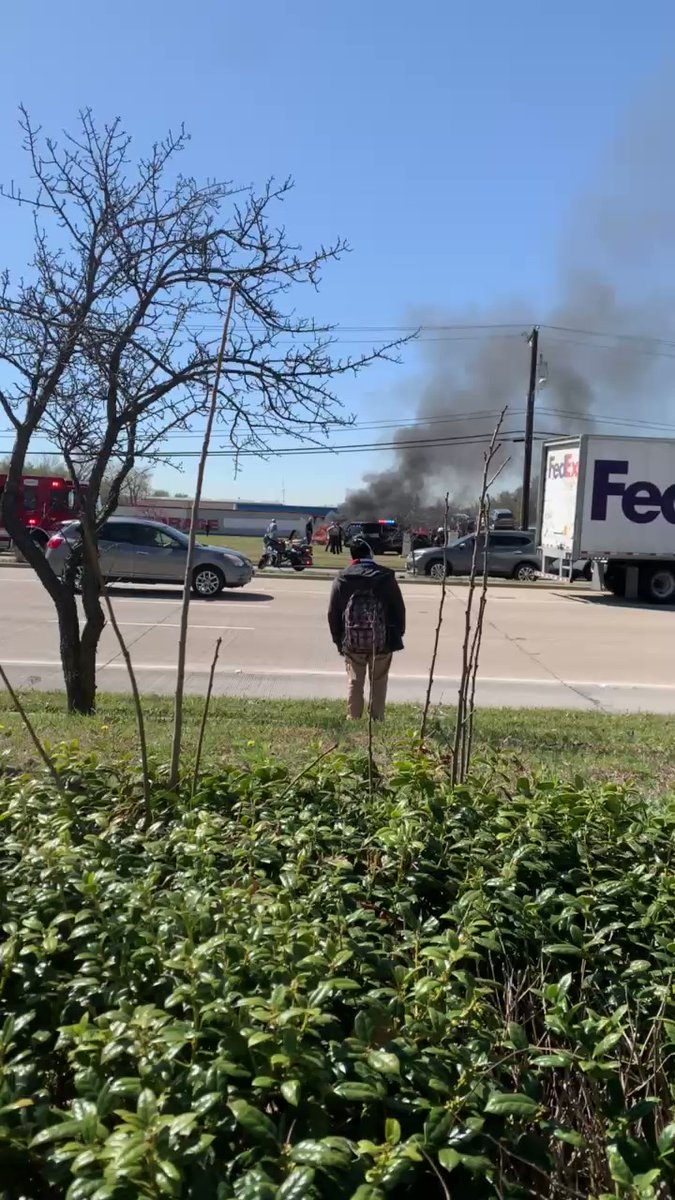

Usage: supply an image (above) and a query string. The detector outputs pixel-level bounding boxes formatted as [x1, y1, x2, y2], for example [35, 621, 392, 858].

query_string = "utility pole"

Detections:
[520, 326, 539, 530]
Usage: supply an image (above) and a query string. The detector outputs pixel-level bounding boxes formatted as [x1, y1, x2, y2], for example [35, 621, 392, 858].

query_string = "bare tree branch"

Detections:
[420, 492, 450, 743]
[192, 636, 222, 798]
[452, 408, 508, 785]
[170, 284, 237, 788]
[0, 109, 412, 713]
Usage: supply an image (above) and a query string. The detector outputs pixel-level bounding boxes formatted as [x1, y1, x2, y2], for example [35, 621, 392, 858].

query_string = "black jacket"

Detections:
[328, 561, 406, 653]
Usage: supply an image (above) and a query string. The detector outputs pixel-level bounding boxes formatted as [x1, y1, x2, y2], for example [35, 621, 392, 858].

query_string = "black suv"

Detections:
[344, 521, 403, 555]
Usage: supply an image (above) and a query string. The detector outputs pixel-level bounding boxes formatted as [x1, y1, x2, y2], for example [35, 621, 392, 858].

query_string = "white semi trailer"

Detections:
[538, 435, 675, 603]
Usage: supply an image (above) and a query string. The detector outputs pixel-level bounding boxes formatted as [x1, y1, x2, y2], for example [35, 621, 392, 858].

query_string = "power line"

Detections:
[0, 409, 520, 442]
[541, 323, 675, 349]
[537, 406, 675, 433]
[154, 317, 675, 353]
[0, 429, 559, 461]
[6, 401, 675, 447]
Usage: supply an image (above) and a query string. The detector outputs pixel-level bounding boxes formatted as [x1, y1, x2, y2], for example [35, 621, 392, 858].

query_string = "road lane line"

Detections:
[45, 620, 255, 631]
[3, 658, 675, 690]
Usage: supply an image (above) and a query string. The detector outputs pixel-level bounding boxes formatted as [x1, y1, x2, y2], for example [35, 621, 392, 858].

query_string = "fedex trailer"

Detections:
[538, 435, 675, 603]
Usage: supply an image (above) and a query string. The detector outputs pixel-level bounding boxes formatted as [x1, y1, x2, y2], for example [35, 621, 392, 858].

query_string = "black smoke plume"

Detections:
[345, 85, 675, 523]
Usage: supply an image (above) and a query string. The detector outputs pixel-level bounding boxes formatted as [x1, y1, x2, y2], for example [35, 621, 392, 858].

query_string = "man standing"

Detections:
[264, 518, 282, 565]
[328, 538, 406, 720]
[305, 515, 314, 545]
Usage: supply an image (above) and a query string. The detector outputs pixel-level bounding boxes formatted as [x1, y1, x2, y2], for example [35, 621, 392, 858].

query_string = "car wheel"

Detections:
[641, 566, 675, 605]
[512, 561, 538, 582]
[427, 560, 449, 580]
[192, 564, 225, 597]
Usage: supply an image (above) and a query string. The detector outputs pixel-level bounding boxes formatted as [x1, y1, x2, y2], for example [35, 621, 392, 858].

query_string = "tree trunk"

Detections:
[75, 513, 107, 715]
[78, 614, 105, 714]
[53, 590, 91, 714]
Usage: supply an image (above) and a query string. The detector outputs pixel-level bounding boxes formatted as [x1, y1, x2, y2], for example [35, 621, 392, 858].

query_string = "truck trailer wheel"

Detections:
[603, 565, 625, 598]
[641, 566, 675, 605]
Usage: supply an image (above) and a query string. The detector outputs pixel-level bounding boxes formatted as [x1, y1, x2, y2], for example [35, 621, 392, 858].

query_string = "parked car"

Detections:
[407, 529, 541, 581]
[344, 520, 403, 555]
[46, 517, 254, 596]
[491, 508, 516, 530]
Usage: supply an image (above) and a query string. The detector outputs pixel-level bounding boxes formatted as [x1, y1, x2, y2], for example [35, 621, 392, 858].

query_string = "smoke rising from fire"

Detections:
[345, 86, 675, 522]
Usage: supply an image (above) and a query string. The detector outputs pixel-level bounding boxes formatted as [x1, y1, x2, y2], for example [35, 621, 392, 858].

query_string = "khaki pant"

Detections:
[345, 652, 393, 720]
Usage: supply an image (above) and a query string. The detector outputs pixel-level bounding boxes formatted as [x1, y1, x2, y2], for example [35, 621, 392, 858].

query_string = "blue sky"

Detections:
[1, 1, 673, 504]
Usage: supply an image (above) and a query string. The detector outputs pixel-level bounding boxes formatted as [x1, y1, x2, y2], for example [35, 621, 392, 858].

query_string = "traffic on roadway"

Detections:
[1, 563, 675, 713]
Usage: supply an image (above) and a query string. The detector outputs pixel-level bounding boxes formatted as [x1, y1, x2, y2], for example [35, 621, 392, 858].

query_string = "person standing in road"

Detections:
[327, 521, 340, 554]
[337, 522, 344, 553]
[328, 538, 406, 720]
[305, 515, 314, 545]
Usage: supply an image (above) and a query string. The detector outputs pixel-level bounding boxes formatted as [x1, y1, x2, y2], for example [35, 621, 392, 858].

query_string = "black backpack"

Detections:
[343, 589, 387, 655]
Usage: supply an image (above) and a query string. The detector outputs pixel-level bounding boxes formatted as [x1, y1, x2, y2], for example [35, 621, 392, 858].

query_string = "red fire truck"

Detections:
[0, 474, 84, 551]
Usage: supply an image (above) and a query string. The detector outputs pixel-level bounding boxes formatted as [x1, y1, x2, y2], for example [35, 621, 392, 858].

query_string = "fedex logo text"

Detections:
[591, 459, 675, 525]
[547, 452, 579, 480]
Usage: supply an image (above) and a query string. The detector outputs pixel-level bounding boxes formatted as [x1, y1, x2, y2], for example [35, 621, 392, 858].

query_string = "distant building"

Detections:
[116, 496, 339, 537]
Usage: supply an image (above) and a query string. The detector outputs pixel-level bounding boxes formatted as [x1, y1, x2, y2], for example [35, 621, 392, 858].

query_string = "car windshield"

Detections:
[158, 525, 189, 546]
[119, 523, 190, 547]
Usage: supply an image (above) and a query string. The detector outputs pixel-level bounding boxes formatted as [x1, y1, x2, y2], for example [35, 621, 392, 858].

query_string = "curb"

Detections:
[0, 556, 590, 593]
[256, 567, 589, 591]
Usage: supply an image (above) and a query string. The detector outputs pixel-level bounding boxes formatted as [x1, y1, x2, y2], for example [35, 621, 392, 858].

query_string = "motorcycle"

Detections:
[258, 536, 313, 572]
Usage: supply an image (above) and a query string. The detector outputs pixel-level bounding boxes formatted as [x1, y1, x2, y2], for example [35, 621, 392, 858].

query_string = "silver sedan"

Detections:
[46, 516, 254, 596]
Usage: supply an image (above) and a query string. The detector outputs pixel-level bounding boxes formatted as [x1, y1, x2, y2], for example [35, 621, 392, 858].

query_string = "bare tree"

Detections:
[100, 464, 155, 506]
[170, 285, 236, 788]
[0, 109, 407, 714]
[452, 410, 508, 784]
[420, 492, 449, 742]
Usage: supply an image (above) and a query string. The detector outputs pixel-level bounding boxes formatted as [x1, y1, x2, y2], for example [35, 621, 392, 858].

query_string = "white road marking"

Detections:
[45, 620, 255, 631]
[2, 657, 675, 690]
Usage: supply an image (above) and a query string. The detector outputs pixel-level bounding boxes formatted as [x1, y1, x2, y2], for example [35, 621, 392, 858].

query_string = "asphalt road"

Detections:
[1, 568, 675, 711]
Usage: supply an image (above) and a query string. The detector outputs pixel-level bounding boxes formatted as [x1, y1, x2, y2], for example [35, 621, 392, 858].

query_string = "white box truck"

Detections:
[538, 435, 675, 603]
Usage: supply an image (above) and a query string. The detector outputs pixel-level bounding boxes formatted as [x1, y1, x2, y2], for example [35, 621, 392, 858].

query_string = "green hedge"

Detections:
[0, 750, 674, 1198]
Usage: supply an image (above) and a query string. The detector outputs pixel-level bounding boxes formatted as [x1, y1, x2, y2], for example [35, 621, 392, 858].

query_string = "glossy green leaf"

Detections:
[277, 1167, 316, 1198]
[333, 1082, 380, 1102]
[438, 1148, 461, 1172]
[290, 1138, 351, 1168]
[367, 1049, 400, 1076]
[484, 1092, 539, 1117]
[608, 1147, 633, 1186]
[229, 1099, 278, 1145]
[281, 1079, 301, 1107]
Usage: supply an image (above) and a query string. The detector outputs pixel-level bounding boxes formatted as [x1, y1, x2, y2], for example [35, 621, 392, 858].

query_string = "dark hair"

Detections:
[350, 538, 373, 559]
